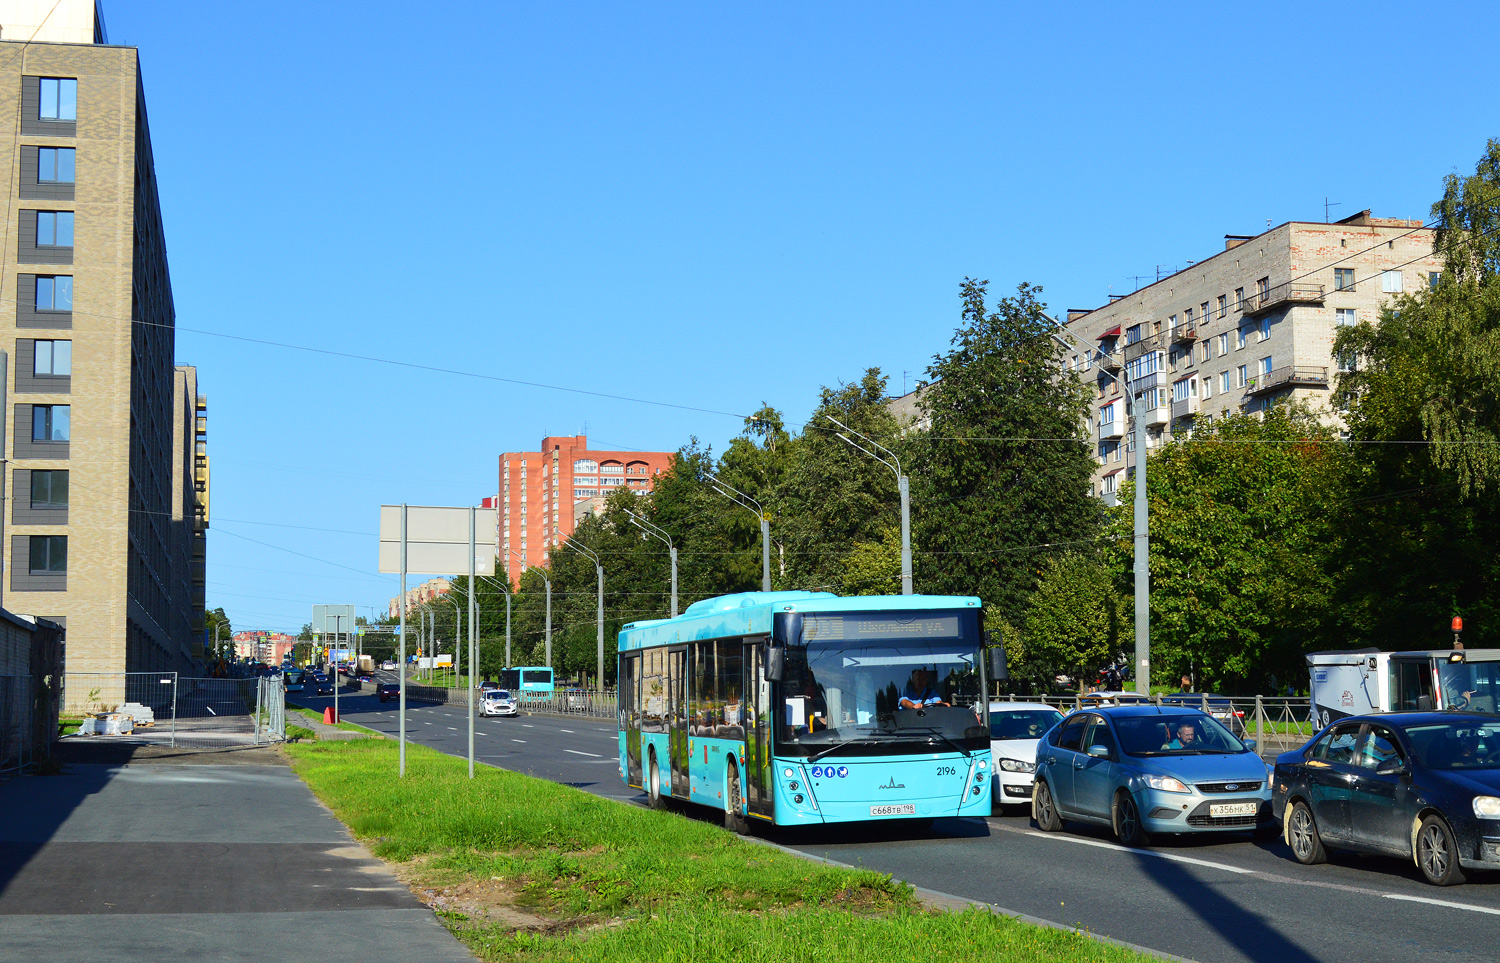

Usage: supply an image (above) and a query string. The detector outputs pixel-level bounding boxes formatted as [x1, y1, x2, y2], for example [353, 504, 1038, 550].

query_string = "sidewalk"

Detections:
[0, 742, 476, 963]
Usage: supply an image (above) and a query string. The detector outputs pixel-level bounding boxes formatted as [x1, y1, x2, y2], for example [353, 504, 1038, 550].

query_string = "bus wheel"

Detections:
[725, 762, 750, 835]
[647, 751, 665, 810]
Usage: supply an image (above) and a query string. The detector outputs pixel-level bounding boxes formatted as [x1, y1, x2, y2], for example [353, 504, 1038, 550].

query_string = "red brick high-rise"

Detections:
[498, 436, 675, 585]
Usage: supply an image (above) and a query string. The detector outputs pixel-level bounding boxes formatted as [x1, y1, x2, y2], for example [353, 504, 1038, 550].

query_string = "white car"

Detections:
[988, 701, 1065, 811]
[380, 660, 396, 671]
[479, 689, 518, 718]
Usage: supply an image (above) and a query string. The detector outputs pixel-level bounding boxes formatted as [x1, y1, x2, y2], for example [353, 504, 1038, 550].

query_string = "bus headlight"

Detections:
[783, 767, 795, 779]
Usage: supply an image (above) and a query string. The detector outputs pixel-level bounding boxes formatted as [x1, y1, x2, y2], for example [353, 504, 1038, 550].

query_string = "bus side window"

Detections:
[1393, 660, 1432, 711]
[718, 639, 744, 738]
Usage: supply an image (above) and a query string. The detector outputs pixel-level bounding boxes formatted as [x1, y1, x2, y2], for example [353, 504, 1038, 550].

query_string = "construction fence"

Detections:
[63, 672, 286, 749]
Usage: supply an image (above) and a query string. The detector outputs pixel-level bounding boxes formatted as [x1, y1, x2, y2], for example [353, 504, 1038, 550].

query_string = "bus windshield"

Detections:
[1438, 660, 1500, 713]
[778, 624, 986, 758]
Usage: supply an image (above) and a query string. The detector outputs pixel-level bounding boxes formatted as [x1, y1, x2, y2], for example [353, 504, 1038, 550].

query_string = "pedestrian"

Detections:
[1181, 674, 1192, 693]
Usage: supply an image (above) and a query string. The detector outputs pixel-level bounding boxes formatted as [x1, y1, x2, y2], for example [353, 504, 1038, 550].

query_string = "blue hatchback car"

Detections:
[1033, 705, 1274, 846]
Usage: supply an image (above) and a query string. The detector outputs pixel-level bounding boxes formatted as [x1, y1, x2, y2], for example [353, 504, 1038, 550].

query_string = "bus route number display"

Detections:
[802, 614, 962, 642]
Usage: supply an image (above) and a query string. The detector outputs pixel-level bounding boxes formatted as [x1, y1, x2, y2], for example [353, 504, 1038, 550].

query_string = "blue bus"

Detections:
[616, 591, 994, 831]
[499, 666, 555, 698]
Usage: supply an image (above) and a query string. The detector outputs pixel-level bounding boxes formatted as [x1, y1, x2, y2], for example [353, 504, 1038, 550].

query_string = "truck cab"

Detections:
[1308, 649, 1500, 727]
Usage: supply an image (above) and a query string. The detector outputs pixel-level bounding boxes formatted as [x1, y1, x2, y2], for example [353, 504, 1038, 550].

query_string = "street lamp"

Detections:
[561, 538, 606, 693]
[626, 510, 677, 617]
[705, 472, 771, 592]
[1047, 314, 1150, 693]
[481, 574, 512, 670]
[822, 414, 912, 595]
[450, 593, 463, 686]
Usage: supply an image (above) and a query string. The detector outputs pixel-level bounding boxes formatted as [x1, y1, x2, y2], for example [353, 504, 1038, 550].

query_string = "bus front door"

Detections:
[669, 647, 689, 797]
[744, 642, 774, 818]
[622, 654, 642, 788]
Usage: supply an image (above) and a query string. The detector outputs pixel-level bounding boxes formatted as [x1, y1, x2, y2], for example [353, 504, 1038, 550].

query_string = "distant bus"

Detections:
[499, 666, 555, 697]
[616, 591, 995, 831]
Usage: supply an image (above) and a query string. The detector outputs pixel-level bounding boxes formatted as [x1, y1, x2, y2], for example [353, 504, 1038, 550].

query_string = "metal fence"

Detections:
[0, 675, 35, 776]
[63, 672, 278, 749]
[254, 675, 286, 743]
[367, 680, 619, 719]
[989, 691, 1316, 759]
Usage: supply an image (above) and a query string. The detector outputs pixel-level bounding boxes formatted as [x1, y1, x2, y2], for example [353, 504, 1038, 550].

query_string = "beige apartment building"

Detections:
[0, 1, 207, 699]
[1063, 211, 1439, 503]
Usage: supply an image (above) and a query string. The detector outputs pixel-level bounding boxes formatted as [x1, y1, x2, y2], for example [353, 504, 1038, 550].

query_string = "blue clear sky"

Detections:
[107, 2, 1500, 633]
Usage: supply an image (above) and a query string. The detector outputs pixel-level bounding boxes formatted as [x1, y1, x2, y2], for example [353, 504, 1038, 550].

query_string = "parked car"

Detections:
[988, 702, 1064, 810]
[479, 679, 498, 691]
[1160, 692, 1248, 737]
[479, 689, 518, 717]
[1273, 711, 1500, 885]
[1079, 691, 1151, 710]
[381, 660, 396, 671]
[1033, 705, 1273, 846]
[377, 683, 400, 703]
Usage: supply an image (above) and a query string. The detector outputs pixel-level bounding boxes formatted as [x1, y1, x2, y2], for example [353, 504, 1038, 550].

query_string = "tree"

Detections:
[1114, 404, 1339, 692]
[1016, 552, 1123, 687]
[1329, 139, 1500, 647]
[910, 280, 1101, 627]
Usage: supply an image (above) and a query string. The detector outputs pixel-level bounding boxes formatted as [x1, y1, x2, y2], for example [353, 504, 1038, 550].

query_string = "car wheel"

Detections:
[646, 752, 665, 810]
[1416, 815, 1466, 886]
[1287, 800, 1326, 865]
[1033, 779, 1062, 832]
[1113, 790, 1149, 848]
[725, 763, 750, 835]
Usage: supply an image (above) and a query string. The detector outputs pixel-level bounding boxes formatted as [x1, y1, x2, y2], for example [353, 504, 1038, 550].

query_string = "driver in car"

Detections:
[1162, 721, 1199, 750]
[899, 668, 948, 710]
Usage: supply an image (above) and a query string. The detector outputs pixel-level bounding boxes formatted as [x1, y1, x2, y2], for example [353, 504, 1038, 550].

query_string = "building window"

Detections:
[38, 78, 77, 121]
[32, 404, 69, 441]
[1257, 277, 1270, 299]
[1258, 317, 1271, 341]
[1335, 268, 1355, 291]
[1234, 287, 1245, 309]
[1336, 307, 1355, 327]
[1200, 302, 1210, 325]
[1219, 371, 1229, 394]
[1198, 341, 1209, 363]
[1101, 472, 1119, 495]
[1236, 365, 1247, 388]
[37, 147, 75, 184]
[31, 469, 67, 509]
[1236, 326, 1246, 349]
[1260, 356, 1273, 376]
[36, 211, 73, 247]
[1382, 270, 1404, 293]
[29, 534, 66, 574]
[1217, 294, 1227, 318]
[33, 339, 71, 376]
[1125, 323, 1142, 345]
[1429, 271, 1441, 288]
[1202, 375, 1213, 399]
[1217, 333, 1228, 356]
[35, 275, 72, 310]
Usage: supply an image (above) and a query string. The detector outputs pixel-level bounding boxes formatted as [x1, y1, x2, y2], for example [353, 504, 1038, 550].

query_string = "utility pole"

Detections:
[627, 510, 677, 617]
[823, 414, 912, 594]
[706, 473, 771, 592]
[398, 504, 407, 777]
[1047, 314, 1150, 692]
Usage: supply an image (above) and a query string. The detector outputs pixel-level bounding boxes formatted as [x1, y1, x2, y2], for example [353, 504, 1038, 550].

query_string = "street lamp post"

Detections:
[482, 574, 512, 669]
[706, 473, 770, 592]
[562, 539, 606, 693]
[451, 594, 463, 686]
[1047, 316, 1150, 692]
[626, 510, 677, 617]
[823, 414, 912, 595]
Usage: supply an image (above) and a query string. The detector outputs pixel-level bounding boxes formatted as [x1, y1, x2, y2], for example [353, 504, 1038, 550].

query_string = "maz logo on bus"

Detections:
[878, 776, 906, 790]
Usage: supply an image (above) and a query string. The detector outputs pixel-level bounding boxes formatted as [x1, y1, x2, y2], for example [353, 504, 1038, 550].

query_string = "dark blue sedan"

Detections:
[1272, 711, 1500, 885]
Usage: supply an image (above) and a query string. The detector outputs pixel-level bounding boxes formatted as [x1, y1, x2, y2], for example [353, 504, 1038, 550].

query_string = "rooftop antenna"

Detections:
[1127, 274, 1153, 292]
[1324, 197, 1341, 223]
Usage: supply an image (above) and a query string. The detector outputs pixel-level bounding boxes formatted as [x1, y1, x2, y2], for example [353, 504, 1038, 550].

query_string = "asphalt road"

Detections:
[301, 684, 1500, 963]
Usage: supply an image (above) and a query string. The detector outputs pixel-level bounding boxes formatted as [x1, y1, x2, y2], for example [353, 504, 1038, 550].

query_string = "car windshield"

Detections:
[1403, 721, 1500, 770]
[990, 708, 1063, 740]
[1437, 662, 1500, 712]
[484, 690, 510, 700]
[1113, 713, 1247, 756]
[778, 615, 987, 757]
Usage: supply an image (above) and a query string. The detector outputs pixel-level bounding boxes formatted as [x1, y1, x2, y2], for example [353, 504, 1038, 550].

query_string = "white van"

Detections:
[1307, 648, 1500, 728]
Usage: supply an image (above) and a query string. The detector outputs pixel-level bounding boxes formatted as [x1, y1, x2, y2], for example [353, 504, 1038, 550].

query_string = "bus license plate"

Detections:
[870, 804, 916, 817]
[1209, 802, 1257, 818]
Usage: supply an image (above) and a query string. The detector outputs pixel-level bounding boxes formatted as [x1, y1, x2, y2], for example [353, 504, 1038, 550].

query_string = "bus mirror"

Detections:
[765, 647, 785, 683]
[988, 646, 1009, 682]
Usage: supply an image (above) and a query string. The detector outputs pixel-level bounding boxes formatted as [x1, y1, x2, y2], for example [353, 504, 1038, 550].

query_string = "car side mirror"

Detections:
[1242, 738, 1257, 751]
[765, 647, 784, 683]
[1086, 744, 1110, 760]
[1376, 757, 1408, 776]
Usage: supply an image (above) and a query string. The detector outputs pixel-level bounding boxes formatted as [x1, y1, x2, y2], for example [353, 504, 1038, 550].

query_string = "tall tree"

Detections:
[910, 280, 1100, 627]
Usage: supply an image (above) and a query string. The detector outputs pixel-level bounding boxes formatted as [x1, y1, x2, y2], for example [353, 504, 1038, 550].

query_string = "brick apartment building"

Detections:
[388, 576, 451, 619]
[499, 436, 675, 584]
[1062, 210, 1439, 503]
[0, 1, 208, 710]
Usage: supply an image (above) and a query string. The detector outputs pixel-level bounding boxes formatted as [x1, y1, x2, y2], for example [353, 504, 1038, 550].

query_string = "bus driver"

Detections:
[899, 667, 947, 710]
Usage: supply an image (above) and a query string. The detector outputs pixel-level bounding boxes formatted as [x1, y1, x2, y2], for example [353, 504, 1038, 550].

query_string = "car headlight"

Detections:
[1143, 774, 1191, 794]
[1474, 796, 1500, 818]
[998, 758, 1036, 773]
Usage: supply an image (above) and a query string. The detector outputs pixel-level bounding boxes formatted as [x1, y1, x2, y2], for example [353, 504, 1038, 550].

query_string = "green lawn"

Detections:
[283, 738, 1158, 963]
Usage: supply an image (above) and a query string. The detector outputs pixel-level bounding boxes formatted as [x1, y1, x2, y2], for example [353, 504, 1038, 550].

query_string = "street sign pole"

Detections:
[467, 506, 476, 779]
[399, 505, 408, 777]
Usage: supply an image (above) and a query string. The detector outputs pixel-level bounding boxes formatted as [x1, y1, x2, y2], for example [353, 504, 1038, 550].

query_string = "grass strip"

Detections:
[284, 738, 1157, 962]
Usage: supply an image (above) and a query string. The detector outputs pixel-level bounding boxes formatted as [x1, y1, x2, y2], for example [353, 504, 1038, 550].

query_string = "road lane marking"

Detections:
[512, 739, 526, 743]
[559, 729, 575, 733]
[564, 749, 601, 757]
[1025, 831, 1254, 875]
[448, 727, 458, 730]
[1383, 893, 1500, 917]
[522, 724, 534, 728]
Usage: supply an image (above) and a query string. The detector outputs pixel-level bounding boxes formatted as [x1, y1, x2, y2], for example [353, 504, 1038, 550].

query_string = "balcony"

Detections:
[1241, 282, 1325, 317]
[1170, 322, 1197, 343]
[1097, 349, 1122, 371]
[1142, 400, 1170, 427]
[1123, 336, 1157, 363]
[1098, 419, 1125, 440]
[1243, 365, 1330, 396]
[1171, 394, 1200, 420]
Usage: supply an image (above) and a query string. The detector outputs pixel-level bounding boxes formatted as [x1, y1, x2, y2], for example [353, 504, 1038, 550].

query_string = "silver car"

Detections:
[480, 689, 518, 718]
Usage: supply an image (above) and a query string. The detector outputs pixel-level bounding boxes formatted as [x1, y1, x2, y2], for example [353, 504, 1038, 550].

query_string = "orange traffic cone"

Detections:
[323, 706, 338, 725]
